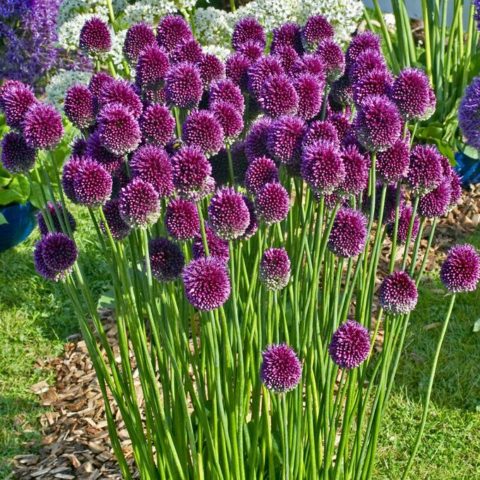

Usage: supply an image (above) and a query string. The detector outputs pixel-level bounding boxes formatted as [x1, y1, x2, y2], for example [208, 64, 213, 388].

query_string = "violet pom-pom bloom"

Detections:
[1, 82, 36, 129]
[329, 112, 351, 140]
[274, 46, 300, 74]
[165, 62, 203, 109]
[255, 182, 290, 225]
[387, 205, 419, 244]
[267, 115, 306, 166]
[329, 320, 370, 369]
[80, 17, 111, 54]
[407, 145, 444, 194]
[140, 104, 175, 146]
[208, 187, 250, 240]
[258, 74, 298, 118]
[149, 237, 184, 282]
[294, 73, 322, 120]
[123, 22, 156, 64]
[1, 132, 36, 173]
[316, 39, 345, 83]
[85, 131, 121, 167]
[440, 244, 480, 293]
[271, 23, 304, 54]
[242, 196, 258, 239]
[291, 54, 326, 84]
[101, 198, 131, 240]
[355, 95, 401, 152]
[245, 156, 279, 195]
[328, 208, 367, 257]
[170, 39, 203, 64]
[339, 146, 369, 195]
[192, 227, 229, 263]
[238, 41, 264, 62]
[34, 241, 57, 281]
[352, 68, 393, 106]
[301, 141, 345, 194]
[376, 139, 410, 184]
[248, 56, 284, 98]
[156, 15, 193, 52]
[183, 257, 231, 310]
[198, 54, 225, 88]
[34, 233, 77, 281]
[245, 117, 272, 162]
[119, 178, 161, 228]
[232, 17, 266, 50]
[73, 159, 112, 207]
[349, 49, 386, 84]
[225, 53, 252, 90]
[89, 72, 114, 97]
[64, 85, 95, 129]
[260, 247, 291, 291]
[98, 103, 141, 156]
[303, 120, 339, 148]
[23, 103, 63, 150]
[98, 80, 143, 118]
[130, 145, 174, 197]
[418, 180, 452, 218]
[210, 79, 245, 113]
[449, 172, 462, 208]
[261, 344, 302, 393]
[172, 146, 212, 199]
[0, 80, 25, 109]
[459, 76, 480, 149]
[37, 202, 76, 236]
[136, 45, 169, 90]
[182, 110, 224, 156]
[62, 156, 85, 203]
[346, 31, 381, 66]
[379, 271, 418, 315]
[210, 102, 243, 140]
[303, 15, 334, 48]
[165, 198, 200, 240]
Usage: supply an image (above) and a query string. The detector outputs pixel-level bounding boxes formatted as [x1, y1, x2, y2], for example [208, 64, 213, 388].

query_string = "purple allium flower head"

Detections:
[192, 226, 229, 263]
[449, 171, 462, 208]
[376, 138, 410, 184]
[183, 256, 231, 310]
[119, 178, 161, 228]
[245, 117, 272, 162]
[303, 120, 339, 148]
[149, 237, 184, 282]
[1, 131, 36, 173]
[210, 101, 244, 140]
[303, 15, 334, 49]
[208, 187, 250, 240]
[407, 145, 444, 194]
[387, 205, 419, 244]
[379, 271, 418, 315]
[328, 207, 367, 257]
[198, 53, 225, 89]
[37, 202, 76, 236]
[72, 159, 112, 207]
[140, 104, 175, 146]
[329, 112, 351, 139]
[354, 95, 401, 152]
[440, 244, 480, 293]
[98, 103, 141, 156]
[271, 22, 304, 55]
[418, 180, 452, 218]
[165, 62, 203, 108]
[170, 39, 203, 64]
[329, 75, 353, 110]
[290, 54, 326, 85]
[98, 80, 143, 118]
[62, 156, 85, 203]
[346, 31, 381, 67]
[267, 115, 306, 166]
[209, 78, 245, 113]
[329, 320, 370, 369]
[123, 22, 156, 64]
[260, 344, 301, 392]
[237, 41, 264, 62]
[301, 141, 345, 194]
[390, 68, 432, 120]
[1, 82, 36, 129]
[79, 17, 111, 54]
[339, 145, 369, 195]
[34, 233, 77, 281]
[248, 56, 284, 98]
[182, 110, 224, 156]
[258, 74, 298, 117]
[64, 84, 95, 130]
[316, 39, 345, 82]
[349, 49, 386, 84]
[232, 17, 266, 50]
[242, 196, 258, 239]
[352, 68, 393, 106]
[23, 103, 63, 150]
[156, 15, 193, 52]
[245, 156, 279, 195]
[294, 73, 323, 120]
[255, 182, 290, 225]
[225, 52, 252, 90]
[459, 76, 480, 149]
[274, 46, 300, 74]
[101, 198, 131, 240]
[85, 131, 121, 167]
[172, 146, 212, 199]
[0, 80, 24, 109]
[260, 247, 291, 291]
[130, 145, 174, 197]
[136, 45, 169, 90]
[88, 72, 114, 97]
[165, 198, 200, 240]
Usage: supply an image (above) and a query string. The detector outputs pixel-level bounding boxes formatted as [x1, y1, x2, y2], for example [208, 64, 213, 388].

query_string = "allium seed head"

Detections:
[248, 56, 284, 98]
[418, 180, 452, 218]
[140, 104, 175, 146]
[352, 68, 393, 106]
[98, 80, 143, 118]
[192, 226, 229, 263]
[376, 139, 410, 184]
[386, 205, 419, 244]
[88, 72, 114, 97]
[225, 53, 252, 90]
[34, 233, 77, 281]
[271, 22, 304, 55]
[348, 49, 386, 85]
[346, 31, 381, 66]
[198, 53, 225, 89]
[210, 101, 244, 140]
[303, 120, 339, 148]
[303, 15, 334, 48]
[101, 198, 132, 240]
[237, 41, 264, 62]
[294, 73, 323, 120]
[407, 145, 444, 194]
[258, 74, 298, 117]
[316, 39, 345, 82]
[232, 17, 266, 50]
[72, 159, 112, 207]
[459, 76, 480, 149]
[245, 117, 273, 162]
[136, 45, 169, 90]
[182, 110, 224, 156]
[1, 82, 36, 129]
[209, 78, 245, 113]
[245, 156, 279, 195]
[339, 145, 369, 195]
[267, 115, 306, 166]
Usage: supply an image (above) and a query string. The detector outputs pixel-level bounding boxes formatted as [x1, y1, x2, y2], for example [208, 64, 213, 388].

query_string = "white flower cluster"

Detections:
[45, 70, 92, 109]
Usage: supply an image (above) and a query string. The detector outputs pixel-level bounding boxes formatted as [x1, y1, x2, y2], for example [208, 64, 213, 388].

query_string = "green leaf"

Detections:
[97, 288, 116, 310]
[0, 212, 8, 225]
[0, 174, 30, 206]
[473, 319, 480, 333]
[461, 145, 480, 160]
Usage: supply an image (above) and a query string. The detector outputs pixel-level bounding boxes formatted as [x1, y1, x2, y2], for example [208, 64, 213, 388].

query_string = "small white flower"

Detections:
[45, 70, 92, 109]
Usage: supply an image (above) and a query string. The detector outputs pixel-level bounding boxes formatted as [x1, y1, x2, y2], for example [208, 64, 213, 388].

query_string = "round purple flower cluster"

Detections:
[329, 320, 370, 369]
[328, 208, 367, 258]
[440, 244, 480, 293]
[149, 237, 185, 282]
[260, 344, 302, 392]
[259, 248, 291, 291]
[34, 233, 78, 281]
[165, 198, 200, 240]
[379, 271, 418, 315]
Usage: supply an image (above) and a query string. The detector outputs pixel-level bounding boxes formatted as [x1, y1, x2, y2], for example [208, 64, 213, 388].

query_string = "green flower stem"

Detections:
[415, 217, 438, 285]
[401, 195, 420, 271]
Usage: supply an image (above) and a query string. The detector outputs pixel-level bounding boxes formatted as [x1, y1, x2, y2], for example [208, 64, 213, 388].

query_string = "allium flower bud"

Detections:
[170, 39, 203, 64]
[1, 82, 36, 129]
[88, 72, 114, 97]
[34, 233, 78, 281]
[165, 62, 203, 109]
[225, 53, 252, 90]
[101, 198, 131, 240]
[407, 145, 444, 194]
[119, 178, 161, 228]
[339, 145, 369, 195]
[328, 208, 367, 257]
[140, 104, 175, 146]
[440, 244, 480, 293]
[23, 103, 63, 150]
[248, 56, 284, 98]
[209, 78, 245, 113]
[387, 205, 419, 244]
[198, 53, 225, 89]
[379, 271, 418, 315]
[136, 45, 169, 90]
[459, 76, 480, 149]
[329, 320, 370, 369]
[258, 74, 298, 118]
[37, 202, 76, 236]
[349, 49, 386, 85]
[210, 102, 243, 140]
[64, 84, 95, 130]
[303, 120, 339, 148]
[172, 146, 212, 199]
[260, 247, 291, 291]
[156, 15, 193, 52]
[1, 131, 36, 173]
[352, 68, 393, 106]
[261, 344, 302, 392]
[183, 257, 231, 310]
[123, 22, 156, 64]
[149, 237, 184, 282]
[271, 22, 304, 55]
[72, 159, 112, 207]
[192, 226, 229, 263]
[232, 17, 266, 50]
[303, 15, 334, 49]
[376, 139, 410, 184]
[79, 17, 112, 54]
[165, 198, 200, 240]
[245, 117, 272, 162]
[346, 31, 381, 66]
[245, 156, 279, 195]
[182, 110, 224, 156]
[418, 180, 452, 218]
[316, 39, 345, 82]
[98, 80, 143, 118]
[267, 115, 306, 166]
[255, 182, 290, 225]
[294, 73, 322, 120]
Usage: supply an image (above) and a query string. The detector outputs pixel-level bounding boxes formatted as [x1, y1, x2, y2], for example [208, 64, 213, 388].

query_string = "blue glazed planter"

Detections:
[0, 202, 37, 253]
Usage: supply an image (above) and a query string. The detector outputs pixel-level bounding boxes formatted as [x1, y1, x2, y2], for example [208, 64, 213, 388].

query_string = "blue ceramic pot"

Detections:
[0, 202, 37, 253]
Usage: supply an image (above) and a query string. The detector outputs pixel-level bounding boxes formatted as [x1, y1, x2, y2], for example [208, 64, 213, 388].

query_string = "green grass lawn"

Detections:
[0, 209, 479, 478]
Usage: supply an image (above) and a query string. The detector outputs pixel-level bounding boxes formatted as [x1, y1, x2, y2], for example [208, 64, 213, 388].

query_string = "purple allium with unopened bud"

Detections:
[379, 271, 418, 315]
[37, 202, 76, 236]
[376, 139, 410, 184]
[209, 78, 245, 113]
[303, 15, 334, 48]
[34, 233, 77, 281]
[271, 22, 304, 54]
[273, 46, 300, 74]
[101, 198, 131, 240]
[328, 208, 367, 257]
[387, 205, 419, 244]
[238, 41, 264, 62]
[119, 178, 160, 228]
[182, 110, 224, 156]
[232, 17, 266, 50]
[245, 117, 272, 162]
[418, 180, 452, 218]
[23, 103, 63, 150]
[183, 256, 231, 310]
[258, 74, 298, 117]
[339, 145, 369, 195]
[80, 17, 111, 54]
[260, 247, 291, 291]
[64, 85, 95, 130]
[130, 145, 174, 197]
[245, 156, 279, 195]
[165, 198, 199, 240]
[248, 56, 284, 98]
[346, 31, 381, 66]
[170, 39, 203, 64]
[1, 131, 36, 173]
[390, 68, 432, 120]
[136, 45, 169, 90]
[255, 182, 290, 225]
[165, 62, 203, 109]
[123, 22, 156, 64]
[156, 14, 193, 52]
[440, 244, 480, 293]
[149, 237, 184, 282]
[198, 54, 225, 88]
[260, 343, 302, 392]
[225, 53, 252, 90]
[72, 159, 112, 207]
[88, 72, 114, 97]
[355, 95, 401, 152]
[1, 82, 36, 129]
[172, 146, 212, 199]
[352, 68, 393, 106]
[98, 103, 141, 156]
[98, 80, 143, 118]
[459, 76, 480, 149]
[208, 187, 250, 240]
[267, 115, 306, 166]
[349, 49, 386, 84]
[294, 73, 322, 120]
[316, 39, 345, 82]
[140, 104, 175, 146]
[210, 102, 244, 140]
[303, 120, 339, 148]
[192, 226, 229, 263]
[407, 145, 444, 194]
[301, 141, 345, 194]
[329, 320, 370, 369]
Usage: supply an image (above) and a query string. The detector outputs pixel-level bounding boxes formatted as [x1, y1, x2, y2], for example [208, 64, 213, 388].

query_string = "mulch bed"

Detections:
[10, 185, 480, 479]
